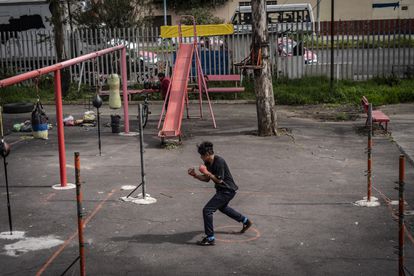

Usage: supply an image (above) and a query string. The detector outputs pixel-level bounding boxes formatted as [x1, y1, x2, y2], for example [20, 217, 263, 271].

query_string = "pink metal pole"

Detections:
[54, 70, 67, 187]
[121, 47, 129, 133]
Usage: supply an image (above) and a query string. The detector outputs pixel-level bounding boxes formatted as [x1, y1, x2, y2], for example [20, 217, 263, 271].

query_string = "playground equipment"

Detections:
[0, 106, 12, 235]
[157, 16, 217, 142]
[0, 45, 130, 188]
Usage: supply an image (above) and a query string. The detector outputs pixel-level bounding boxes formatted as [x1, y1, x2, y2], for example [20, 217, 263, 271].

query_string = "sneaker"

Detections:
[241, 219, 253, 233]
[196, 236, 215, 246]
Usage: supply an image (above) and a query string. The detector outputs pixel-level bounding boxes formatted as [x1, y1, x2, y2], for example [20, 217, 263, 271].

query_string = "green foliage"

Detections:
[2, 77, 414, 107]
[74, 0, 153, 28]
[180, 8, 224, 25]
[161, 0, 228, 12]
[306, 37, 414, 50]
[272, 77, 414, 106]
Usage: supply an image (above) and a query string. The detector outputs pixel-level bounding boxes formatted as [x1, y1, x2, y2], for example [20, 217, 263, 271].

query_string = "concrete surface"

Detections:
[0, 102, 413, 275]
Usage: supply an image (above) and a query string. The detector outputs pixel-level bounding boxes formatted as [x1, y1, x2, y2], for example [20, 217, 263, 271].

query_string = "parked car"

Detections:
[277, 37, 317, 64]
[107, 38, 158, 70]
[157, 36, 225, 49]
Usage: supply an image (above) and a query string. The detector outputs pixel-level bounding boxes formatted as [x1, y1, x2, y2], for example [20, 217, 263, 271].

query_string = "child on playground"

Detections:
[157, 72, 170, 111]
[188, 141, 253, 246]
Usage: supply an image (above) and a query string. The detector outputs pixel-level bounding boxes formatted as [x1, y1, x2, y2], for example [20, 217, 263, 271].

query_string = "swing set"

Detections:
[0, 45, 130, 188]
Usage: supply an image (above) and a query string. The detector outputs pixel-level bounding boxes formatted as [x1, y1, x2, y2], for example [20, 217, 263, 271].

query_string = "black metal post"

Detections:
[330, 0, 335, 93]
[3, 156, 12, 235]
[367, 103, 373, 201]
[138, 104, 146, 199]
[97, 108, 102, 156]
[398, 154, 405, 276]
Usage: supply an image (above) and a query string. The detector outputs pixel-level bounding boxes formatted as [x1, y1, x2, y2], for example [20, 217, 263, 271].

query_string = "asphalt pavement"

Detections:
[0, 102, 413, 275]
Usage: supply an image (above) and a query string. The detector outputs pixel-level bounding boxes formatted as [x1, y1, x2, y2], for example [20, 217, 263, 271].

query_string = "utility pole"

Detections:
[163, 0, 167, 25]
[316, 0, 322, 34]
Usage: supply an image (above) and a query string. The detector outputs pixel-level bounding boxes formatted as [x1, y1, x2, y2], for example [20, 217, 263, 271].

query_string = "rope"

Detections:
[0, 106, 4, 139]
[34, 77, 40, 101]
[404, 265, 414, 276]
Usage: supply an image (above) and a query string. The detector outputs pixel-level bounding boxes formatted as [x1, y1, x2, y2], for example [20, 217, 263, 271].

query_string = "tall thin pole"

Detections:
[0, 106, 12, 235]
[97, 108, 102, 156]
[316, 0, 321, 34]
[3, 156, 12, 235]
[55, 69, 67, 186]
[398, 154, 405, 276]
[74, 152, 85, 276]
[330, 0, 335, 93]
[367, 103, 373, 201]
[120, 47, 129, 134]
[138, 104, 146, 199]
[163, 0, 167, 25]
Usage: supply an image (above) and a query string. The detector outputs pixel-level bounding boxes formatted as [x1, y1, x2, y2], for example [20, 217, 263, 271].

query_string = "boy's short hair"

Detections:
[197, 141, 214, 156]
[157, 72, 165, 78]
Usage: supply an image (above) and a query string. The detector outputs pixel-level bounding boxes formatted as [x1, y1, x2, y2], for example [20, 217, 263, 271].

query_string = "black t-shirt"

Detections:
[205, 155, 238, 192]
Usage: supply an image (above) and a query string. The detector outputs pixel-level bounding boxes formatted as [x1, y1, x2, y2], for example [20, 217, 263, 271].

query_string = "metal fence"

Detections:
[0, 19, 413, 86]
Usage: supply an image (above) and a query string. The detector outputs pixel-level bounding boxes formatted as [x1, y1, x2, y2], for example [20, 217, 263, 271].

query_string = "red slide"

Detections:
[158, 44, 194, 138]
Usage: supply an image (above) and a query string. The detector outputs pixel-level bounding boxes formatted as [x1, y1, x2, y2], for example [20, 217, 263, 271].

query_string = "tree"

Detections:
[48, 0, 65, 61]
[47, 0, 71, 96]
[74, 0, 153, 29]
[251, 0, 277, 136]
[180, 8, 224, 25]
[161, 0, 228, 12]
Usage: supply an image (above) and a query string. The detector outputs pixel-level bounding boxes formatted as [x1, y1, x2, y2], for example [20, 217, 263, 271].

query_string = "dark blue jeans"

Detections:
[203, 189, 244, 237]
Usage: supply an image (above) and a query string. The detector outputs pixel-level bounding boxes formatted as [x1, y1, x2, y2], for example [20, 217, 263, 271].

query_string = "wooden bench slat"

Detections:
[99, 89, 158, 96]
[205, 74, 241, 82]
[207, 87, 245, 93]
[372, 110, 390, 121]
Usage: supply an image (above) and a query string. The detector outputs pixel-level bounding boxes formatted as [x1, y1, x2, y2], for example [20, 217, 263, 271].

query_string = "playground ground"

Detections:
[0, 102, 413, 275]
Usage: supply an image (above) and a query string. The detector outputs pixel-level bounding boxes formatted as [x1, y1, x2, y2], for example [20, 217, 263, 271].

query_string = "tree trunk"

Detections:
[251, 0, 277, 136]
[49, 0, 64, 62]
[49, 0, 71, 96]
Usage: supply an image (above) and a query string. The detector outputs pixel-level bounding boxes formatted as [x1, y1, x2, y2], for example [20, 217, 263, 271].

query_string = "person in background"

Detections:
[157, 72, 170, 111]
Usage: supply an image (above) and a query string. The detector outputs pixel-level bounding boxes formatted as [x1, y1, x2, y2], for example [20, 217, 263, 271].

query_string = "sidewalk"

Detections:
[0, 103, 413, 275]
[381, 104, 414, 165]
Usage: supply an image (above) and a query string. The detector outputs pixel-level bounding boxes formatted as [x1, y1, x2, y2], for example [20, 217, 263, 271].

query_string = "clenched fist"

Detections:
[199, 165, 210, 175]
[188, 167, 197, 176]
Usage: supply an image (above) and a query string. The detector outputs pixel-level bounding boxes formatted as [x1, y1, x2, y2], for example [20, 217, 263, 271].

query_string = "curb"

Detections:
[393, 140, 414, 167]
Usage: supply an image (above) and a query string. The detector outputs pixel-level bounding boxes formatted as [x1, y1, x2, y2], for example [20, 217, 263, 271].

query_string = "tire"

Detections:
[3, 102, 34, 114]
[141, 104, 149, 128]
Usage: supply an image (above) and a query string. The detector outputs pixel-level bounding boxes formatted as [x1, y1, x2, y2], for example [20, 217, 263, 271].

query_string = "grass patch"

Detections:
[1, 76, 414, 107]
[272, 76, 414, 106]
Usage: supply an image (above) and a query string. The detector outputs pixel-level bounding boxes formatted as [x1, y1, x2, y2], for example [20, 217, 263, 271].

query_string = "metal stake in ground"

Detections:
[125, 104, 146, 199]
[0, 106, 12, 234]
[398, 154, 405, 276]
[74, 152, 86, 276]
[92, 94, 103, 156]
[138, 104, 146, 199]
[122, 104, 156, 204]
[367, 103, 373, 201]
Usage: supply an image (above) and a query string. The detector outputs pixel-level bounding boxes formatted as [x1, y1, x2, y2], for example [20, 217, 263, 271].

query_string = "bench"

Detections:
[204, 74, 245, 94]
[361, 96, 390, 131]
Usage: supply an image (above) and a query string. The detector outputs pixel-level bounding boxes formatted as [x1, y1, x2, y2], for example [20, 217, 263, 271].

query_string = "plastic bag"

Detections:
[31, 101, 48, 139]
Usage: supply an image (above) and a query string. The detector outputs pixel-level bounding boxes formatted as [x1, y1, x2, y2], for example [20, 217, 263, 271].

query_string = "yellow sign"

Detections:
[160, 24, 234, 38]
